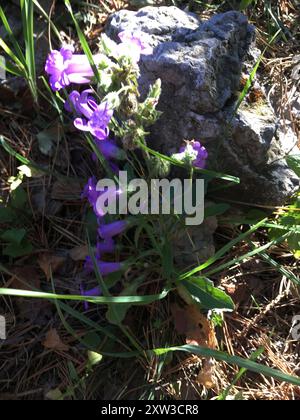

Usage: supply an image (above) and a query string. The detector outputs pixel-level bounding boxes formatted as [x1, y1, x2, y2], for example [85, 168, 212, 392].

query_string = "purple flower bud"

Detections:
[96, 140, 126, 161]
[96, 238, 116, 258]
[98, 220, 129, 239]
[84, 256, 123, 276]
[82, 286, 101, 297]
[45, 46, 100, 91]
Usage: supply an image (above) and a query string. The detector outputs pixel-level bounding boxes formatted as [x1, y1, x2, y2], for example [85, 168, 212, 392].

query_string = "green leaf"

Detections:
[37, 126, 60, 157]
[180, 277, 235, 311]
[286, 155, 300, 177]
[106, 280, 143, 325]
[1, 228, 26, 245]
[204, 203, 230, 218]
[239, 0, 255, 11]
[11, 187, 27, 209]
[3, 239, 33, 258]
[0, 207, 17, 223]
[83, 332, 102, 349]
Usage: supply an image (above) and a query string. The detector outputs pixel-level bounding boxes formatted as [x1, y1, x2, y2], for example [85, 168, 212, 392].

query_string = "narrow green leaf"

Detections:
[180, 218, 267, 280]
[152, 345, 300, 386]
[0, 287, 171, 304]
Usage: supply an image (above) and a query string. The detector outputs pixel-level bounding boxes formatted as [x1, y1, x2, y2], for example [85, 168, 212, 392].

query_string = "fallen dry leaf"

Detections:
[197, 358, 215, 389]
[172, 304, 218, 389]
[43, 328, 69, 351]
[172, 304, 217, 349]
[38, 253, 66, 281]
[69, 245, 88, 261]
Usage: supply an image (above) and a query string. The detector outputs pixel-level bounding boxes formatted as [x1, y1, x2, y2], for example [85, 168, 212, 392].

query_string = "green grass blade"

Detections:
[180, 218, 267, 280]
[258, 250, 300, 286]
[0, 6, 26, 65]
[239, 0, 256, 11]
[204, 231, 291, 277]
[0, 38, 27, 72]
[234, 29, 281, 115]
[0, 58, 24, 77]
[218, 346, 265, 400]
[138, 141, 240, 184]
[20, 0, 37, 103]
[0, 287, 171, 304]
[64, 0, 100, 84]
[32, 0, 62, 42]
[152, 345, 300, 386]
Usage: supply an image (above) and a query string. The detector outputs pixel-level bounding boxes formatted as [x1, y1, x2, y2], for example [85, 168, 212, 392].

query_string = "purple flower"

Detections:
[64, 89, 113, 141]
[96, 238, 116, 258]
[82, 177, 122, 218]
[117, 31, 153, 63]
[45, 46, 99, 91]
[81, 176, 98, 206]
[98, 220, 129, 239]
[92, 139, 125, 161]
[173, 141, 208, 169]
[80, 285, 102, 311]
[84, 256, 123, 276]
[81, 286, 101, 297]
[81, 176, 98, 205]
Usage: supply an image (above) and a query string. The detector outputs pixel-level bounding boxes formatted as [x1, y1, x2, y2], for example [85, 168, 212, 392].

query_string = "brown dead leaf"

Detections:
[38, 253, 66, 281]
[43, 328, 69, 351]
[172, 304, 218, 389]
[172, 304, 217, 349]
[69, 245, 88, 261]
[197, 358, 215, 389]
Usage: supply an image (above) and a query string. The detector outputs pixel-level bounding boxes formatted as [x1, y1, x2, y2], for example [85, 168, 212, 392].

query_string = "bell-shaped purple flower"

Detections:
[81, 177, 98, 207]
[117, 30, 153, 63]
[84, 256, 123, 276]
[98, 220, 129, 239]
[82, 178, 122, 218]
[173, 141, 208, 169]
[81, 176, 101, 216]
[45, 45, 99, 91]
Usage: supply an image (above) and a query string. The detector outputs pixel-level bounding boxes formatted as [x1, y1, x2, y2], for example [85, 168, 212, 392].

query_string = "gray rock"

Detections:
[173, 211, 218, 267]
[106, 6, 300, 205]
